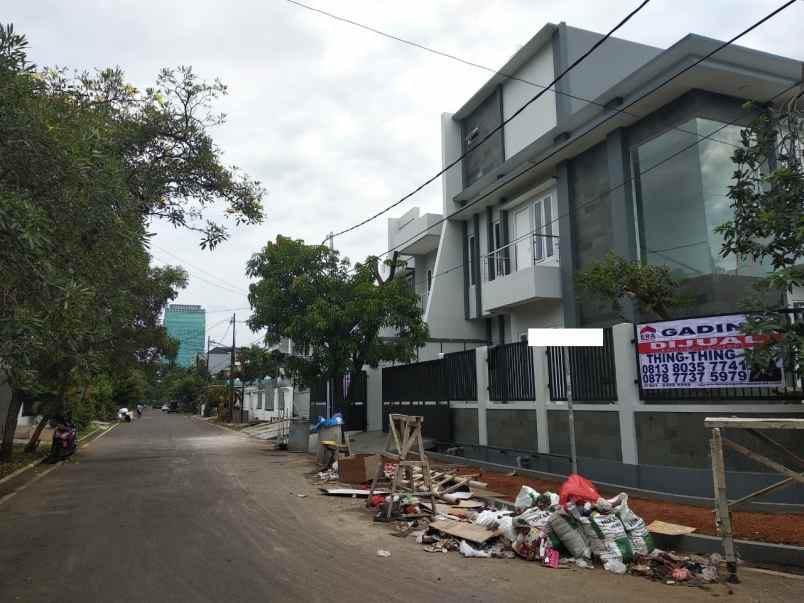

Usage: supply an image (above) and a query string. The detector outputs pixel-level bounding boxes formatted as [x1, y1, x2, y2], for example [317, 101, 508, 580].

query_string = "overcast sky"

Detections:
[7, 0, 804, 347]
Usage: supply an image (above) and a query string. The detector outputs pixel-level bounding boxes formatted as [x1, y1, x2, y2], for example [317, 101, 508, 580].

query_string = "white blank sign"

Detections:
[528, 328, 604, 347]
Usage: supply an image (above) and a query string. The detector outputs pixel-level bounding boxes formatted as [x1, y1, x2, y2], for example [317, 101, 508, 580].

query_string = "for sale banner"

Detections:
[636, 314, 783, 389]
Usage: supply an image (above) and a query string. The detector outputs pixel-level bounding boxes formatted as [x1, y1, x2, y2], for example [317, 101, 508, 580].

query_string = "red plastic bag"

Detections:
[368, 495, 386, 508]
[559, 474, 600, 507]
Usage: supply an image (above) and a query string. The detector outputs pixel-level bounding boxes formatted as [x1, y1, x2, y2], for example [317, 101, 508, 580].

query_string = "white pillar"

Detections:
[532, 346, 551, 454]
[613, 322, 639, 464]
[475, 346, 489, 446]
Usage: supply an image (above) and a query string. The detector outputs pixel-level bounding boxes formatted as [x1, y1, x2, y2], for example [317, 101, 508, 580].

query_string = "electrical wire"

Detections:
[150, 243, 250, 294]
[396, 76, 803, 292]
[357, 1, 799, 269]
[324, 0, 654, 240]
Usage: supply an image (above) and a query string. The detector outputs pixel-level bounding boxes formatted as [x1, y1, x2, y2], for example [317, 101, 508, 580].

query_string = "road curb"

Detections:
[0, 457, 44, 486]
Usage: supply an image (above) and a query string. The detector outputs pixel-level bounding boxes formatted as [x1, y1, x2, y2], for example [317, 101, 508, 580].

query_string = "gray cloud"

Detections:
[7, 0, 804, 345]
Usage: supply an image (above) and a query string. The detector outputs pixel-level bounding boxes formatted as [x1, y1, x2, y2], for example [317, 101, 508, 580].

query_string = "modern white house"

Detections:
[393, 22, 804, 348]
[370, 22, 804, 473]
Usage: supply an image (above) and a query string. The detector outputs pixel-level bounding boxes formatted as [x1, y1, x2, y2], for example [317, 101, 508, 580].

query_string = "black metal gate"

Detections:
[331, 371, 368, 432]
[309, 379, 328, 423]
[547, 327, 618, 401]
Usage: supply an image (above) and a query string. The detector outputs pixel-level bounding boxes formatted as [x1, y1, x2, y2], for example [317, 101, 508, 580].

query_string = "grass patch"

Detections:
[0, 444, 47, 480]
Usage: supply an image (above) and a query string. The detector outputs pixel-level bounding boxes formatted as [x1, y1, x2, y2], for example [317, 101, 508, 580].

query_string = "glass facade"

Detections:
[632, 118, 775, 317]
[163, 304, 206, 368]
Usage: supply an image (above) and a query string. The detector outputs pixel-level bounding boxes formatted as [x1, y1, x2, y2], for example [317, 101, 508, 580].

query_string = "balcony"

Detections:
[481, 234, 561, 314]
[388, 208, 442, 256]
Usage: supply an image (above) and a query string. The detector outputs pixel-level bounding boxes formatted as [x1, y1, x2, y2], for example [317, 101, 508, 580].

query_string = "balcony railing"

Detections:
[482, 232, 559, 281]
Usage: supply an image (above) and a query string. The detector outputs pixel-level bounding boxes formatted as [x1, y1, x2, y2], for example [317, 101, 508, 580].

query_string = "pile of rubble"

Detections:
[358, 471, 722, 587]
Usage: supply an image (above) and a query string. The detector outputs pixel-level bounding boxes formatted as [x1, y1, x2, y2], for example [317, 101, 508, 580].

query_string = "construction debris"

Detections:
[311, 416, 727, 588]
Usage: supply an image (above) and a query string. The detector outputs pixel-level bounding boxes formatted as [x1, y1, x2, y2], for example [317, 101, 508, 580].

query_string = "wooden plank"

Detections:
[457, 500, 485, 509]
[722, 437, 804, 489]
[647, 520, 697, 536]
[727, 473, 803, 510]
[320, 488, 388, 497]
[711, 428, 739, 583]
[704, 418, 804, 430]
[429, 519, 500, 544]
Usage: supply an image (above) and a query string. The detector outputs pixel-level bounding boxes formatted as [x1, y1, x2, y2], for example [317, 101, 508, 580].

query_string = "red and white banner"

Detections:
[636, 314, 783, 389]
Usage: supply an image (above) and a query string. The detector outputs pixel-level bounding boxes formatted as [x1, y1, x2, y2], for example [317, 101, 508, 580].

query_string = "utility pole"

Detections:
[229, 313, 236, 421]
[562, 346, 578, 474]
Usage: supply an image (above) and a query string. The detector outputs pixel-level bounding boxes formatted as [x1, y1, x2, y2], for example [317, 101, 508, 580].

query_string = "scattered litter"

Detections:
[459, 540, 491, 558]
[296, 493, 307, 498]
[515, 485, 540, 512]
[376, 549, 391, 557]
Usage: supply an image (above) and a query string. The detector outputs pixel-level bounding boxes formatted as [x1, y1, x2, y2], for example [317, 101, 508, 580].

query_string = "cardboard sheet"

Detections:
[429, 519, 500, 544]
[647, 520, 697, 536]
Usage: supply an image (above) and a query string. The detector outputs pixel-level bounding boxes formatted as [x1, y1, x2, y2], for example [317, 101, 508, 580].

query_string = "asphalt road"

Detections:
[1, 411, 802, 603]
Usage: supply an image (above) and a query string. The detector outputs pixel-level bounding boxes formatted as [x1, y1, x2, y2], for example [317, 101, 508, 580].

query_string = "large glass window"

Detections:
[633, 118, 774, 316]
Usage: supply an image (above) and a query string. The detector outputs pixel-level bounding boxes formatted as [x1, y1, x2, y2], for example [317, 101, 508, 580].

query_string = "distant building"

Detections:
[163, 304, 206, 368]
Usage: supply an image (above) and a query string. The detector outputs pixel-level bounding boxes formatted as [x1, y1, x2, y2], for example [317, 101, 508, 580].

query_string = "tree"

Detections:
[716, 96, 804, 384]
[246, 236, 428, 388]
[575, 251, 690, 321]
[235, 345, 286, 383]
[0, 23, 265, 459]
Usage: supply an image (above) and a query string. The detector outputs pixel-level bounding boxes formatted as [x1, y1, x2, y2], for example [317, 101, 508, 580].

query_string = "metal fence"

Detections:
[443, 349, 478, 401]
[383, 358, 447, 402]
[331, 371, 367, 432]
[309, 379, 328, 422]
[488, 341, 536, 401]
[547, 327, 618, 402]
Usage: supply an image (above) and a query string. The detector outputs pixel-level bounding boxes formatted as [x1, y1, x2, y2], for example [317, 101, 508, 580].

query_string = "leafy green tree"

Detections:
[246, 236, 428, 387]
[716, 98, 804, 384]
[575, 251, 690, 321]
[0, 23, 264, 459]
[235, 345, 286, 383]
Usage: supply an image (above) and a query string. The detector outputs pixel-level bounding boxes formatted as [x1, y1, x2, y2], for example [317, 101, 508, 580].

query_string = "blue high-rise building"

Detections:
[163, 304, 206, 368]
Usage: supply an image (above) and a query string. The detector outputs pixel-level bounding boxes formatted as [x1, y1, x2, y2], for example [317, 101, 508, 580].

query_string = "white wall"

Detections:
[502, 43, 557, 159]
[440, 113, 463, 215]
[426, 221, 486, 342]
[509, 300, 564, 342]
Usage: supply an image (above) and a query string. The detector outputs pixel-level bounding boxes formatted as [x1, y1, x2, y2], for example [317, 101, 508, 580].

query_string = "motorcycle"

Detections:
[45, 420, 77, 464]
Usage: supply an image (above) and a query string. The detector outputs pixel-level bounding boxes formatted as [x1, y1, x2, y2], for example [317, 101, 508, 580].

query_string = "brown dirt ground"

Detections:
[452, 467, 804, 546]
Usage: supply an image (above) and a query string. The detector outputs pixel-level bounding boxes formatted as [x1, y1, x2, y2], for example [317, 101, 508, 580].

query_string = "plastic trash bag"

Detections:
[514, 485, 540, 512]
[545, 506, 591, 560]
[459, 540, 491, 558]
[608, 493, 655, 555]
[309, 413, 344, 433]
[559, 474, 600, 507]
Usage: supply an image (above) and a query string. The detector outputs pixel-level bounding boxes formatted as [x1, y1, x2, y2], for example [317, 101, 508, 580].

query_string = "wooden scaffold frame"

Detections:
[705, 417, 804, 583]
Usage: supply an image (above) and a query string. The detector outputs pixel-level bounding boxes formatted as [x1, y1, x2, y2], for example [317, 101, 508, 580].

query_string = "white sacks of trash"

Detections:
[607, 493, 655, 555]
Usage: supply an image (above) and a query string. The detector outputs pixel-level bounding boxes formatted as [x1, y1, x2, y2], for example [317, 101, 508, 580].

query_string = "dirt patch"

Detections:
[0, 445, 46, 480]
[456, 467, 804, 547]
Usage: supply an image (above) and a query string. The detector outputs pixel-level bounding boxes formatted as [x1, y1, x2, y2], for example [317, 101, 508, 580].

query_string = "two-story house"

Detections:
[396, 23, 803, 346]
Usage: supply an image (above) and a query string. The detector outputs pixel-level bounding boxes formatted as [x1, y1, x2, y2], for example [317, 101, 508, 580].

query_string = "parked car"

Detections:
[161, 404, 169, 412]
[167, 402, 179, 413]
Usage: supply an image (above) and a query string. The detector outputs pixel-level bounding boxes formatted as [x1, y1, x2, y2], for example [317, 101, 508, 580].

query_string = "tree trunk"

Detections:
[0, 388, 23, 462]
[24, 415, 49, 453]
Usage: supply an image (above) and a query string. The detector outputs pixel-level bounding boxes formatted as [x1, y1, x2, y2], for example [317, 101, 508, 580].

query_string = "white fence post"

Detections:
[532, 346, 551, 454]
[613, 322, 639, 465]
[476, 346, 489, 446]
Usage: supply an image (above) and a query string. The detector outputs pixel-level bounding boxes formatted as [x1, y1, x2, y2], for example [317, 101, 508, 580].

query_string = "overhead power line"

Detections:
[394, 76, 803, 293]
[320, 0, 653, 240]
[150, 243, 250, 294]
[359, 1, 798, 268]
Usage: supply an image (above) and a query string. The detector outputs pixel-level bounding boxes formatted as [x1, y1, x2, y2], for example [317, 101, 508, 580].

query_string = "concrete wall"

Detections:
[636, 411, 804, 470]
[487, 408, 539, 450]
[293, 389, 310, 420]
[452, 407, 479, 444]
[548, 409, 623, 461]
[502, 42, 556, 159]
[562, 26, 661, 116]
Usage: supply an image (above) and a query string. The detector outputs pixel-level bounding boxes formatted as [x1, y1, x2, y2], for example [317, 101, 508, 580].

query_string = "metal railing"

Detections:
[482, 232, 559, 281]
[488, 341, 536, 402]
[547, 327, 618, 402]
